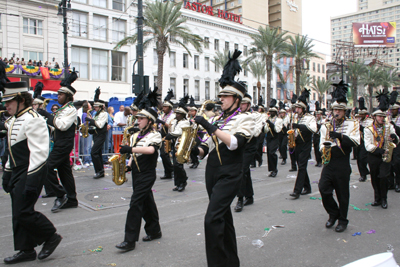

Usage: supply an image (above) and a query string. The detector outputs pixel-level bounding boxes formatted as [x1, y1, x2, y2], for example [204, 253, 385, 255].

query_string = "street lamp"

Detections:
[57, 0, 72, 77]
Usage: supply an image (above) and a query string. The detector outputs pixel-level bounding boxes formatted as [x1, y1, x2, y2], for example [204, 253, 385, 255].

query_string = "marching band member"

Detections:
[365, 91, 399, 209]
[116, 92, 162, 252]
[254, 96, 266, 167]
[38, 72, 79, 212]
[193, 50, 254, 267]
[313, 102, 323, 167]
[319, 81, 360, 232]
[289, 89, 317, 199]
[265, 99, 283, 177]
[278, 102, 289, 165]
[127, 103, 138, 127]
[86, 88, 108, 179]
[164, 96, 190, 192]
[188, 96, 200, 169]
[1, 80, 62, 263]
[234, 93, 261, 212]
[389, 91, 400, 192]
[288, 94, 298, 172]
[356, 97, 373, 182]
[156, 90, 175, 180]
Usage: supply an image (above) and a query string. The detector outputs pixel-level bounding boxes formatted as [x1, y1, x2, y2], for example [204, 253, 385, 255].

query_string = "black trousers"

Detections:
[190, 137, 201, 165]
[205, 163, 242, 267]
[238, 137, 257, 198]
[289, 147, 297, 170]
[47, 141, 77, 202]
[254, 134, 264, 165]
[357, 140, 370, 177]
[279, 133, 288, 160]
[293, 141, 312, 194]
[389, 148, 400, 187]
[313, 134, 322, 165]
[319, 157, 351, 225]
[172, 147, 187, 186]
[92, 132, 107, 174]
[266, 137, 279, 172]
[124, 170, 161, 243]
[10, 166, 56, 251]
[160, 141, 173, 177]
[368, 154, 391, 201]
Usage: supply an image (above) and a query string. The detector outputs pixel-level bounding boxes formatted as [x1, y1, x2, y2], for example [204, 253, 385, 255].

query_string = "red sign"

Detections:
[184, 2, 242, 24]
[30, 79, 61, 92]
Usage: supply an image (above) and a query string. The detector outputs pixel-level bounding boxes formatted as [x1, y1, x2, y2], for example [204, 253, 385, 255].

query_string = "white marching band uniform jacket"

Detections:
[319, 119, 360, 152]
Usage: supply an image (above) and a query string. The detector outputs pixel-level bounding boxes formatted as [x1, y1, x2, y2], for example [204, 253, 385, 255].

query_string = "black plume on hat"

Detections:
[94, 86, 100, 102]
[345, 109, 351, 118]
[258, 95, 264, 106]
[354, 107, 359, 114]
[269, 99, 277, 108]
[291, 93, 298, 104]
[298, 89, 310, 106]
[322, 108, 326, 116]
[60, 71, 78, 87]
[376, 90, 390, 112]
[279, 101, 284, 110]
[133, 90, 145, 107]
[189, 95, 196, 107]
[0, 61, 10, 93]
[33, 82, 44, 99]
[315, 101, 320, 111]
[138, 87, 161, 110]
[358, 97, 367, 110]
[389, 91, 398, 105]
[219, 50, 242, 88]
[331, 80, 348, 103]
[178, 94, 189, 109]
[164, 89, 174, 102]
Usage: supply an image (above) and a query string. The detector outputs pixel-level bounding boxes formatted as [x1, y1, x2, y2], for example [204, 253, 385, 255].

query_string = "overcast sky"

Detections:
[302, 0, 357, 60]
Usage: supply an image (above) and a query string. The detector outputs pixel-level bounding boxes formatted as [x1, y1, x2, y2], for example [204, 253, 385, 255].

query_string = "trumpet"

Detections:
[43, 99, 51, 110]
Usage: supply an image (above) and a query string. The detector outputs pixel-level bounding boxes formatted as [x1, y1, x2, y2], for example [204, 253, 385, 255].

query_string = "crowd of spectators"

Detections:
[0, 56, 61, 69]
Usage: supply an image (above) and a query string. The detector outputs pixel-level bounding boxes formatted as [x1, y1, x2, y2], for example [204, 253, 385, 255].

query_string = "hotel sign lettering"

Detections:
[184, 2, 242, 24]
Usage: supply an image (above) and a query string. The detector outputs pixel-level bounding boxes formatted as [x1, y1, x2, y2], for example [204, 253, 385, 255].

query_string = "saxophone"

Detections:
[287, 114, 296, 149]
[322, 122, 334, 165]
[109, 126, 134, 185]
[164, 138, 171, 153]
[43, 99, 51, 109]
[80, 109, 92, 138]
[382, 121, 396, 163]
[175, 100, 214, 164]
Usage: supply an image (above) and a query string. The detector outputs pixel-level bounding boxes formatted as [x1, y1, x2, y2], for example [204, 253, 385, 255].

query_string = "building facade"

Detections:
[308, 52, 328, 108]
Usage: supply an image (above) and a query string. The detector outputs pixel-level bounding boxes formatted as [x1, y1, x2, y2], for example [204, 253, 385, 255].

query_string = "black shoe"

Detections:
[177, 182, 187, 192]
[258, 162, 262, 167]
[234, 199, 244, 212]
[289, 168, 297, 172]
[115, 241, 135, 251]
[281, 160, 286, 165]
[335, 224, 347, 232]
[60, 200, 78, 209]
[250, 164, 256, 168]
[395, 185, 400, 193]
[51, 195, 68, 213]
[381, 199, 388, 209]
[38, 233, 62, 260]
[279, 156, 283, 159]
[172, 186, 179, 191]
[315, 163, 322, 167]
[243, 197, 254, 206]
[359, 176, 367, 182]
[325, 217, 338, 228]
[300, 189, 311, 195]
[191, 162, 199, 169]
[142, 232, 162, 242]
[371, 200, 382, 206]
[161, 175, 173, 179]
[269, 170, 278, 177]
[289, 193, 300, 199]
[4, 250, 36, 264]
[388, 184, 395, 190]
[93, 171, 105, 179]
[41, 193, 56, 198]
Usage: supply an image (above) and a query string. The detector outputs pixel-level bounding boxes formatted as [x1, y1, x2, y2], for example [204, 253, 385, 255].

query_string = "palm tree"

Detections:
[379, 67, 400, 92]
[300, 71, 311, 90]
[347, 59, 367, 107]
[280, 35, 322, 96]
[246, 26, 288, 106]
[361, 65, 382, 111]
[247, 60, 265, 100]
[211, 50, 229, 73]
[114, 1, 203, 94]
[310, 78, 331, 107]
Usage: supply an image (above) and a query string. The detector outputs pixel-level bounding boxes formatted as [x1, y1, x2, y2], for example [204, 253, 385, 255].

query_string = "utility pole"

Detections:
[58, 0, 71, 78]
[136, 0, 144, 94]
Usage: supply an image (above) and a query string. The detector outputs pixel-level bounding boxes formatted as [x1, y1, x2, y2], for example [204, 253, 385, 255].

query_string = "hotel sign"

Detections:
[184, 2, 242, 24]
[286, 0, 298, 12]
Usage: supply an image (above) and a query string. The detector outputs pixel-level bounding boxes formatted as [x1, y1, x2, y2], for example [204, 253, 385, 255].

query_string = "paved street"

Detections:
[0, 151, 399, 267]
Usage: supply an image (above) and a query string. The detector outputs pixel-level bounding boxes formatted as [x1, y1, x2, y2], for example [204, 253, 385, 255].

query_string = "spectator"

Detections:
[3, 58, 8, 64]
[44, 61, 49, 68]
[15, 58, 20, 65]
[55, 62, 60, 69]
[0, 57, 2, 61]
[80, 102, 93, 166]
[113, 105, 129, 127]
[38, 60, 43, 67]
[9, 58, 14, 64]
[33, 60, 37, 66]
[28, 60, 33, 66]
[51, 104, 60, 114]
[107, 107, 114, 154]
[21, 58, 26, 65]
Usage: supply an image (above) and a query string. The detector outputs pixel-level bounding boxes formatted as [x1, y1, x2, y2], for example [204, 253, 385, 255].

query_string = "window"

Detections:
[313, 75, 315, 82]
[113, 0, 124, 11]
[215, 82, 220, 98]
[167, 78, 175, 99]
[313, 62, 316, 71]
[23, 18, 43, 36]
[112, 51, 126, 82]
[74, 0, 87, 3]
[205, 81, 210, 100]
[112, 19, 125, 42]
[230, 2, 234, 7]
[225, 41, 229, 51]
[183, 79, 189, 95]
[204, 37, 209, 49]
[154, 76, 158, 87]
[23, 51, 43, 62]
[0, 48, 2, 58]
[318, 63, 320, 73]
[205, 57, 210, 71]
[92, 49, 108, 80]
[0, 14, 2, 30]
[313, 93, 316, 100]
[238, 8, 242, 13]
[234, 43, 239, 50]
[322, 65, 325, 73]
[238, 0, 242, 4]
[93, 0, 107, 8]
[93, 15, 107, 41]
[183, 53, 188, 68]
[153, 49, 158, 65]
[170, 51, 176, 67]
[72, 12, 88, 38]
[214, 39, 219, 51]
[195, 80, 200, 101]
[194, 55, 199, 70]
[244, 45, 247, 56]
[71, 47, 88, 79]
